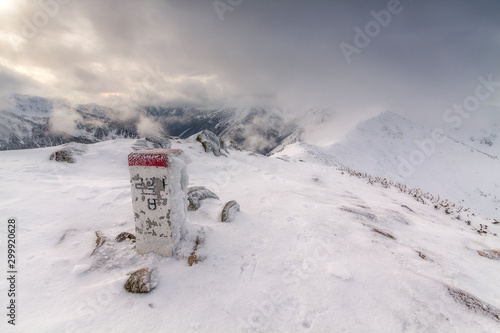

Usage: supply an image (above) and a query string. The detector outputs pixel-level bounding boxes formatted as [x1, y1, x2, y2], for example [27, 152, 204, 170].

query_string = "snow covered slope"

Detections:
[1, 138, 499, 332]
[322, 111, 500, 220]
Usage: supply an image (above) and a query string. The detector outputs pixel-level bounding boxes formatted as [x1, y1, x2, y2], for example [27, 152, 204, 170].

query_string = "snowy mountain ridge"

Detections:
[0, 137, 499, 332]
[274, 110, 500, 220]
[0, 95, 303, 155]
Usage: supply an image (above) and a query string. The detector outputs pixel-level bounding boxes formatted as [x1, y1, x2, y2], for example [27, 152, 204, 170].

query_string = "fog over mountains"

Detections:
[0, 94, 304, 155]
[2, 93, 498, 220]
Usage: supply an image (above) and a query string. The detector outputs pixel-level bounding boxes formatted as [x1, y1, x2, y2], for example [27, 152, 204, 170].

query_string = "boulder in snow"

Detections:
[132, 136, 172, 150]
[187, 186, 219, 211]
[477, 249, 500, 260]
[49, 143, 88, 163]
[196, 130, 227, 157]
[145, 136, 172, 149]
[221, 200, 240, 222]
[124, 267, 159, 294]
[115, 232, 136, 243]
[448, 286, 500, 322]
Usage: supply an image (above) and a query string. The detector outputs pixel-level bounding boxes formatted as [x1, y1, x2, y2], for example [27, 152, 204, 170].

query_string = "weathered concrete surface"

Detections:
[128, 149, 190, 256]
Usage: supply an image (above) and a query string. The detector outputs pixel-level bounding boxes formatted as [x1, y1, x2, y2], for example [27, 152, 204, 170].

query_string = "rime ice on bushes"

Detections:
[128, 149, 191, 257]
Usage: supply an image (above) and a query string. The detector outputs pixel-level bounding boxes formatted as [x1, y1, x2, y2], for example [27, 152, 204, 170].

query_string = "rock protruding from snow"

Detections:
[132, 136, 172, 150]
[146, 136, 171, 149]
[124, 267, 159, 294]
[227, 140, 241, 151]
[448, 286, 500, 322]
[187, 186, 220, 211]
[50, 148, 76, 163]
[477, 249, 500, 260]
[221, 200, 240, 222]
[196, 130, 227, 157]
[49, 142, 88, 163]
[115, 232, 136, 243]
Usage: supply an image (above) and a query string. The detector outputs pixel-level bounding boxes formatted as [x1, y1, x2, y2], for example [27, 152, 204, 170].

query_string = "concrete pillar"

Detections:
[128, 149, 190, 256]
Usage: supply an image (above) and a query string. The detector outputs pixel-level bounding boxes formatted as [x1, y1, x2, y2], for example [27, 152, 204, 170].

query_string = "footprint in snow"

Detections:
[327, 262, 352, 281]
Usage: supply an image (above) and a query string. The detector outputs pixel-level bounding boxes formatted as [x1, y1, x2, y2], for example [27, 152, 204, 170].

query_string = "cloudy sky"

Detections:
[0, 0, 499, 126]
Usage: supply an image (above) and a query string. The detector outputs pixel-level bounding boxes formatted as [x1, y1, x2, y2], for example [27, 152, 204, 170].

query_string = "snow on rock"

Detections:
[447, 286, 500, 323]
[132, 136, 172, 150]
[145, 136, 172, 149]
[124, 267, 159, 293]
[115, 232, 136, 242]
[220, 200, 240, 222]
[477, 249, 500, 260]
[187, 186, 220, 211]
[196, 129, 227, 157]
[49, 142, 88, 163]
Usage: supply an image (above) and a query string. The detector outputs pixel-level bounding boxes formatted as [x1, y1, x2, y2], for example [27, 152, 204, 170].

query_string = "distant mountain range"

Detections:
[2, 94, 498, 218]
[0, 94, 306, 155]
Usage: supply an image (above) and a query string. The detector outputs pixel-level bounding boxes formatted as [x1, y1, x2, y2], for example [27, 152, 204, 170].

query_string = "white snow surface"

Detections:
[283, 111, 500, 219]
[0, 138, 500, 332]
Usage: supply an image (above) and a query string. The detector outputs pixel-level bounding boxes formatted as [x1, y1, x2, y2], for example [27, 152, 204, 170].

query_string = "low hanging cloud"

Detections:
[136, 115, 162, 137]
[49, 105, 83, 136]
[0, 0, 499, 130]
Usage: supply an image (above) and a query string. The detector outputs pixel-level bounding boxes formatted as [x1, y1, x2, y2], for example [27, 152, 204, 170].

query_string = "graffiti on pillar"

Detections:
[132, 175, 169, 210]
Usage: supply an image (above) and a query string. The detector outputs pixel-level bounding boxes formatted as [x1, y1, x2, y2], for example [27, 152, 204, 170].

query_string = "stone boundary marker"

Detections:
[128, 149, 190, 257]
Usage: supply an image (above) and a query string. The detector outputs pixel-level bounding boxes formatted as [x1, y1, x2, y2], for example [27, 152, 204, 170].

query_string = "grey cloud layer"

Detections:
[0, 0, 499, 125]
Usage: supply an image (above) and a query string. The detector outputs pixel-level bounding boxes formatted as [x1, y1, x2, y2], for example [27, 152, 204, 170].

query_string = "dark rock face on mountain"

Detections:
[0, 95, 139, 151]
[0, 95, 300, 155]
[140, 106, 298, 155]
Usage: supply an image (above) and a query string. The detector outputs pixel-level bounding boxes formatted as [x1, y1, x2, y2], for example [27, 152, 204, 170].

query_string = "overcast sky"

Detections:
[0, 0, 499, 127]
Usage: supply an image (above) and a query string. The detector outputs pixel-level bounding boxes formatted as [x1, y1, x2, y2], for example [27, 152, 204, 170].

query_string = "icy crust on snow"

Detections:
[1, 139, 500, 332]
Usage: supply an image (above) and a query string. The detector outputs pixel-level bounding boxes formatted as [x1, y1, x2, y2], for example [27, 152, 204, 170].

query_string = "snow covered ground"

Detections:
[295, 111, 500, 220]
[1, 137, 500, 332]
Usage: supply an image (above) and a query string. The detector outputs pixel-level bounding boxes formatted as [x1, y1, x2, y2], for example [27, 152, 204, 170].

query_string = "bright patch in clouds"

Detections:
[0, 0, 14, 10]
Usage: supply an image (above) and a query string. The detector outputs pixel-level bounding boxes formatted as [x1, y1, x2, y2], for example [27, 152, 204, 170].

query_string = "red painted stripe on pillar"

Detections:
[128, 149, 183, 167]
